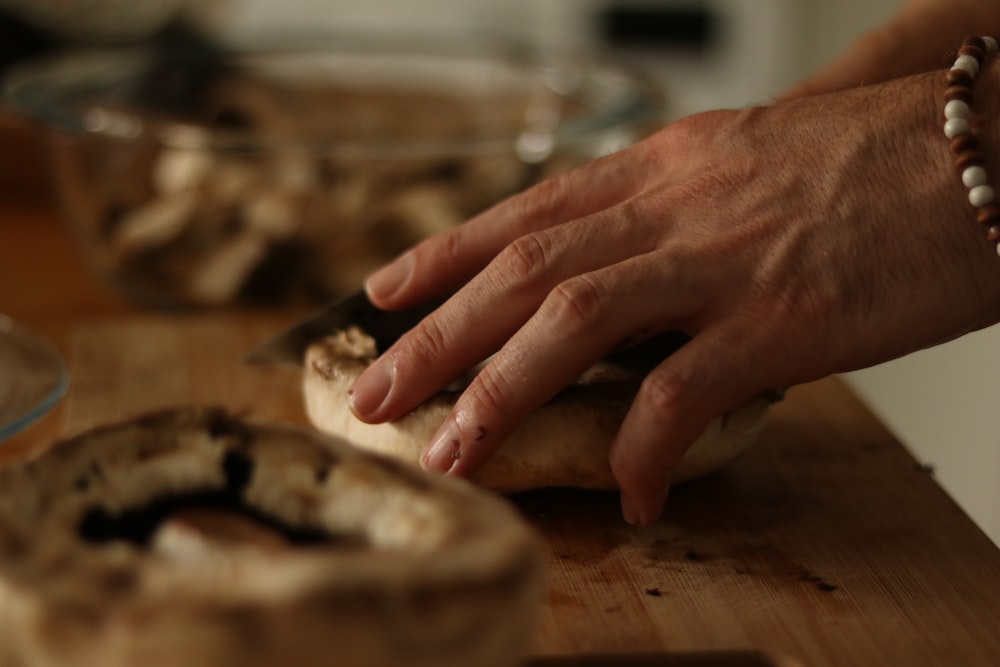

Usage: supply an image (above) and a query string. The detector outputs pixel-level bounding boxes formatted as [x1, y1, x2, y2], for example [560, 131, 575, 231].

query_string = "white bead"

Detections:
[945, 117, 971, 138]
[995, 242, 1000, 258]
[963, 165, 989, 188]
[953, 54, 980, 77]
[984, 37, 998, 57]
[969, 184, 995, 207]
[945, 99, 970, 120]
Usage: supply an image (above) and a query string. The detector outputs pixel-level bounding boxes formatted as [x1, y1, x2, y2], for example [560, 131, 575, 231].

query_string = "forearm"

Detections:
[782, 0, 1000, 98]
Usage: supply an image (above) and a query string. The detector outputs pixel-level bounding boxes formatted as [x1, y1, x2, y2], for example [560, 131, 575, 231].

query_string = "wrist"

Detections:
[945, 39, 1000, 237]
[943, 41, 1000, 327]
[973, 51, 1000, 192]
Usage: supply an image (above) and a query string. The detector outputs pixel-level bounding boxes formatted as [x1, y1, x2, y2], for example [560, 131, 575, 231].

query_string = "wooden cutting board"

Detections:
[64, 314, 308, 433]
[53, 314, 1000, 667]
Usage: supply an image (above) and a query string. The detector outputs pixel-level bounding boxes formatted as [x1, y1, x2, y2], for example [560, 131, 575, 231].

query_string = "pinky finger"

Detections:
[611, 326, 769, 526]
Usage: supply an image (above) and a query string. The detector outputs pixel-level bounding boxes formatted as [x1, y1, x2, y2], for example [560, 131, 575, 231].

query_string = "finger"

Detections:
[350, 199, 662, 423]
[418, 251, 702, 478]
[610, 324, 771, 526]
[365, 142, 654, 309]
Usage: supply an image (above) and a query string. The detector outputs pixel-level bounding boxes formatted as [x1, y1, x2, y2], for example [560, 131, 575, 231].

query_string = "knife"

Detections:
[245, 289, 693, 372]
[244, 290, 447, 368]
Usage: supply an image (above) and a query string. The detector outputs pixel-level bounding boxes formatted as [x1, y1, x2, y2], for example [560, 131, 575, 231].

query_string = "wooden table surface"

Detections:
[3, 121, 1000, 667]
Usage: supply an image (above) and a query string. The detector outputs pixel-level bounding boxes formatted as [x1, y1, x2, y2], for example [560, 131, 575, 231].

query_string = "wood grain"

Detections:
[66, 315, 307, 435]
[519, 378, 1000, 665]
[57, 316, 1000, 667]
[3, 166, 999, 666]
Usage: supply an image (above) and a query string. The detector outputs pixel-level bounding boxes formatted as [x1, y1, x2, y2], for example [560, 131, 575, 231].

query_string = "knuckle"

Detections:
[403, 227, 466, 287]
[465, 366, 511, 421]
[637, 367, 690, 417]
[411, 224, 462, 264]
[401, 315, 451, 367]
[494, 232, 552, 290]
[521, 174, 569, 221]
[543, 275, 606, 334]
[659, 110, 726, 147]
[506, 170, 577, 234]
[617, 194, 651, 231]
[441, 227, 466, 265]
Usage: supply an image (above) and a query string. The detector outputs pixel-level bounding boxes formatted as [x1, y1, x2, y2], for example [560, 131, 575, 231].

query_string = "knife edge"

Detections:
[244, 290, 445, 368]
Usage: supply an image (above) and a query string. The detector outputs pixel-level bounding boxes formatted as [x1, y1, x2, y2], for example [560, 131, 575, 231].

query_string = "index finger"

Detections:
[364, 143, 655, 309]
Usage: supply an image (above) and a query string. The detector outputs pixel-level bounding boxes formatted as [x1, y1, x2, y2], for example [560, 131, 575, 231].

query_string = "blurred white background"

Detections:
[224, 0, 1000, 545]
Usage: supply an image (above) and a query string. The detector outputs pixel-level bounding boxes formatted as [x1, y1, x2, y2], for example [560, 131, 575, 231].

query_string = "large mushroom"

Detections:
[0, 408, 543, 667]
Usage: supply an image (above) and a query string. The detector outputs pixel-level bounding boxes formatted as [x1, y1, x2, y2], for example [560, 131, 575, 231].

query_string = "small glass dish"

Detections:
[0, 316, 68, 441]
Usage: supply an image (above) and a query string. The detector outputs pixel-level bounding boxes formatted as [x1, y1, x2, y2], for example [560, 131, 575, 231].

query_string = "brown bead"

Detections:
[945, 85, 974, 104]
[956, 150, 986, 171]
[964, 36, 987, 52]
[950, 134, 980, 156]
[947, 69, 974, 87]
[986, 225, 1000, 243]
[977, 204, 1000, 227]
[959, 45, 985, 62]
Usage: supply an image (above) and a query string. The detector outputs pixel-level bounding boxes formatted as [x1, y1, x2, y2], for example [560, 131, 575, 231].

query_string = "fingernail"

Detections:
[366, 253, 413, 302]
[422, 420, 462, 473]
[621, 484, 670, 526]
[348, 356, 395, 419]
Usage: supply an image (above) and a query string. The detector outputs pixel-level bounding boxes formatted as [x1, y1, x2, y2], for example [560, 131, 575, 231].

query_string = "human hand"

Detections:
[348, 70, 1000, 525]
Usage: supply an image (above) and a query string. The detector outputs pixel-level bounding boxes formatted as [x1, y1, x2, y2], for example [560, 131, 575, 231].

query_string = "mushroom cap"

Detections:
[0, 407, 543, 667]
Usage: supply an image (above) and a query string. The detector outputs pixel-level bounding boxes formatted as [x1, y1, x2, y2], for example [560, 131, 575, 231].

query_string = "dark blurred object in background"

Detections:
[0, 11, 54, 78]
[0, 0, 229, 79]
[0, 10, 53, 202]
[0, 11, 49, 201]
[0, 112, 48, 204]
[598, 3, 716, 52]
[0, 0, 229, 203]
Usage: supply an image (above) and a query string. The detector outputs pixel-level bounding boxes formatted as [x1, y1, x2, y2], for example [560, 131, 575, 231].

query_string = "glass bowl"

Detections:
[4, 34, 664, 308]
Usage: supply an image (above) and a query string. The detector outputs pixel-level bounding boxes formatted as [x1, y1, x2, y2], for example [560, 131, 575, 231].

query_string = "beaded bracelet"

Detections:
[943, 36, 1000, 254]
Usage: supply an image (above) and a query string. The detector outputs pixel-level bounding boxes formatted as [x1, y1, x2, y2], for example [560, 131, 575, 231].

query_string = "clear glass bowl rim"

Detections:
[1, 32, 663, 159]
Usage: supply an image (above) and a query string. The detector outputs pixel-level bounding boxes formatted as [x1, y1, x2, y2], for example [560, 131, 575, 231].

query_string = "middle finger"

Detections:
[348, 200, 663, 424]
[421, 248, 701, 477]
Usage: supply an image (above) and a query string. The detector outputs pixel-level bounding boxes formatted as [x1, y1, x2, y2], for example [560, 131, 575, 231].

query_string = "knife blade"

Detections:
[244, 290, 446, 367]
[246, 287, 695, 375]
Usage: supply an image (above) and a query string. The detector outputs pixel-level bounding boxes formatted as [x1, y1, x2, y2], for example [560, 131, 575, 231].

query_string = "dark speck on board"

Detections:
[315, 466, 330, 484]
[796, 567, 839, 593]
